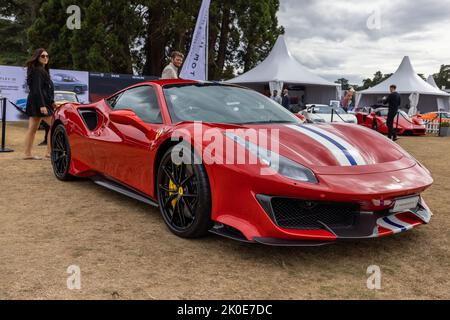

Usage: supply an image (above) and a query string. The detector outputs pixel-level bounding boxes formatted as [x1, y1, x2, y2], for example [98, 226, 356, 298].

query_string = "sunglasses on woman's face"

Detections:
[40, 54, 49, 59]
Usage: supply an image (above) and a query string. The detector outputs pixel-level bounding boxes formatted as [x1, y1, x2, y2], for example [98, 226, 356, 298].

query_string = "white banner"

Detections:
[0, 65, 89, 121]
[180, 0, 210, 80]
[408, 92, 420, 116]
[0, 66, 27, 121]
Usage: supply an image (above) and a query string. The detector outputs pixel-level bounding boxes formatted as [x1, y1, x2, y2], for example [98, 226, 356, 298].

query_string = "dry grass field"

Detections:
[0, 121, 449, 299]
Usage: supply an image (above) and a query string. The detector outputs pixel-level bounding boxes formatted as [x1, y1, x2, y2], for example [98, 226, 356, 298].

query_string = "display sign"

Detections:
[0, 65, 89, 121]
[88, 72, 158, 102]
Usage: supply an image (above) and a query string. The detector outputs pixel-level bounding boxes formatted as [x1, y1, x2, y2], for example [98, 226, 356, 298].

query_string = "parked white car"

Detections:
[299, 104, 358, 124]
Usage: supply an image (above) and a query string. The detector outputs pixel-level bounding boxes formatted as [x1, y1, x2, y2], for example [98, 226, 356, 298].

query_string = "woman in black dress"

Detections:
[24, 48, 55, 160]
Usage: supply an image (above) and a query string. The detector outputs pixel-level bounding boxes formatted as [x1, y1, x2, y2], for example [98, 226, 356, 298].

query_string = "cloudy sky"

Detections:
[277, 0, 450, 85]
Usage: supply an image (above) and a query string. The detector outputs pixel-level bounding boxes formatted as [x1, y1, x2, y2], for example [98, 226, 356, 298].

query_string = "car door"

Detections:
[94, 85, 164, 194]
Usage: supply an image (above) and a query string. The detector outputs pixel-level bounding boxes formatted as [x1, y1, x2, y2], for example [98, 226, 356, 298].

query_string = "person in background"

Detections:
[23, 48, 55, 160]
[384, 84, 402, 141]
[271, 90, 282, 104]
[282, 89, 291, 111]
[343, 87, 355, 112]
[38, 122, 50, 146]
[161, 51, 184, 79]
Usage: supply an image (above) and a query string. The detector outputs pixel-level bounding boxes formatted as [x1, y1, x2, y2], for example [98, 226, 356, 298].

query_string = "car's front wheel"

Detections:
[51, 124, 73, 181]
[157, 144, 212, 238]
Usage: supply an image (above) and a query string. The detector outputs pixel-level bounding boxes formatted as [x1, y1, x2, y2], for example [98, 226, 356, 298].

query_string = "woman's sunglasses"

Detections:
[40, 54, 49, 59]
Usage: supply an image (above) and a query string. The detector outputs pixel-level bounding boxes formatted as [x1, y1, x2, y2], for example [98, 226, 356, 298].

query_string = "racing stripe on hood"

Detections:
[286, 124, 367, 166]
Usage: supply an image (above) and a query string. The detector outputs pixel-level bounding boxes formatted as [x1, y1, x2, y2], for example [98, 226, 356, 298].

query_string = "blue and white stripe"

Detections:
[377, 216, 413, 234]
[286, 124, 367, 166]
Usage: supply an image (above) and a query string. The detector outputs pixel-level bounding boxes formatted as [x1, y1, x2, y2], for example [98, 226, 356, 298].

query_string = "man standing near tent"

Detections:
[161, 51, 184, 79]
[282, 89, 291, 111]
[271, 90, 282, 104]
[384, 84, 401, 141]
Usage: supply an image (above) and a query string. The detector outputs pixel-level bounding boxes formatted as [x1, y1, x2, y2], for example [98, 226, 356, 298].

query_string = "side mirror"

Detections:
[110, 109, 151, 135]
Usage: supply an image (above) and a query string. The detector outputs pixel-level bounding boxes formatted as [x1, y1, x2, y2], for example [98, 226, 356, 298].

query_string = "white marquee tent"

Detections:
[427, 75, 440, 89]
[358, 56, 450, 112]
[227, 35, 339, 105]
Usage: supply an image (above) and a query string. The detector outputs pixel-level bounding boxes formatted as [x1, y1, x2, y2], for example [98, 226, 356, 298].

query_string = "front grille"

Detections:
[270, 198, 359, 230]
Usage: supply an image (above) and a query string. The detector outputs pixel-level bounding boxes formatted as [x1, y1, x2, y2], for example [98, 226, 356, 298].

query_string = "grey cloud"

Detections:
[280, 0, 450, 42]
[277, 0, 450, 83]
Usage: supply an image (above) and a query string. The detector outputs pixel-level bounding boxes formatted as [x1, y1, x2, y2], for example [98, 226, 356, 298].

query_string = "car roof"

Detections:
[141, 79, 203, 86]
[103, 79, 244, 100]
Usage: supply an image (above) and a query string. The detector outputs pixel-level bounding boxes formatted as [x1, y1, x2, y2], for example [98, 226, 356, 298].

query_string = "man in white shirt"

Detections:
[161, 51, 184, 79]
[271, 90, 282, 104]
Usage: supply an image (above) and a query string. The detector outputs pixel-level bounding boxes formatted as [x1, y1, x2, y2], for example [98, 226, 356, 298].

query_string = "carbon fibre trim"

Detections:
[91, 176, 159, 207]
[209, 223, 253, 243]
[253, 237, 333, 247]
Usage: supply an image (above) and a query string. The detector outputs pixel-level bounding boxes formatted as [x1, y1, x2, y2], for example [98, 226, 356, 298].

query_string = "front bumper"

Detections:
[207, 154, 433, 246]
[253, 195, 432, 245]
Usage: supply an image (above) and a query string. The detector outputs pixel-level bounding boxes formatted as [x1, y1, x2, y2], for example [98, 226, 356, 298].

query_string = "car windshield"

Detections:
[54, 93, 78, 102]
[399, 110, 410, 118]
[162, 83, 299, 124]
[376, 109, 389, 117]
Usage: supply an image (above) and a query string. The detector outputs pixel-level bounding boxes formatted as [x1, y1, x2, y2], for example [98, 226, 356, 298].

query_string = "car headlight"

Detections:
[225, 132, 318, 183]
[276, 155, 318, 183]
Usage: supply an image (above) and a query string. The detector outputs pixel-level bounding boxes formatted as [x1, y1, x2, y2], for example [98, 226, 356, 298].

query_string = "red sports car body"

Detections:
[355, 107, 426, 136]
[50, 80, 433, 246]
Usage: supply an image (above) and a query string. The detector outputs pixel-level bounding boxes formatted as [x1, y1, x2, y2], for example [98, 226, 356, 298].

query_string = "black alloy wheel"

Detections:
[51, 124, 73, 181]
[157, 144, 212, 238]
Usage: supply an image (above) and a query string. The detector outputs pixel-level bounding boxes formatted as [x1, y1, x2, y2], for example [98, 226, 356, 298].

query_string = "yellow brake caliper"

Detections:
[169, 179, 177, 208]
[168, 165, 184, 208]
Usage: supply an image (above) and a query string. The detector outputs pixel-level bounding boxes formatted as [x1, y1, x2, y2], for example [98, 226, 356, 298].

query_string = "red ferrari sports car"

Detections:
[355, 107, 426, 136]
[50, 80, 433, 246]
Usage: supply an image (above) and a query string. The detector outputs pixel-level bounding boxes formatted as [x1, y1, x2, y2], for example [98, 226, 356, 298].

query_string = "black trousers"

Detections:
[386, 110, 398, 140]
[42, 121, 50, 143]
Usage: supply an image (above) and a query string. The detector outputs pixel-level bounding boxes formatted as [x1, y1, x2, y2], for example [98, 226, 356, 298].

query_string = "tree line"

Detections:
[0, 0, 284, 80]
[2, 1, 448, 88]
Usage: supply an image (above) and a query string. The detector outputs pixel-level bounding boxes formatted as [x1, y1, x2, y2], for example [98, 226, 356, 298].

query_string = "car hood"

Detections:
[195, 122, 416, 175]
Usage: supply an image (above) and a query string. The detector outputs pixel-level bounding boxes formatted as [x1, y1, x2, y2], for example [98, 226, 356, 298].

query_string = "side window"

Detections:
[106, 93, 122, 109]
[112, 86, 162, 124]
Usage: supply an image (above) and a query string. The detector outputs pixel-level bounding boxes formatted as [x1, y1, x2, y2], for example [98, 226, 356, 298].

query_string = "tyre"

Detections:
[157, 144, 212, 238]
[51, 124, 73, 181]
[74, 86, 82, 94]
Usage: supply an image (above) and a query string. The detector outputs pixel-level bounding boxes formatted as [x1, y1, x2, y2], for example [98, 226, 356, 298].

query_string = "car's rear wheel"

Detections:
[157, 144, 212, 238]
[51, 124, 73, 181]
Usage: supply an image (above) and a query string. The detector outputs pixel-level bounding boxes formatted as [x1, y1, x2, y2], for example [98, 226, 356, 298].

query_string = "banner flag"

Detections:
[180, 0, 210, 80]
